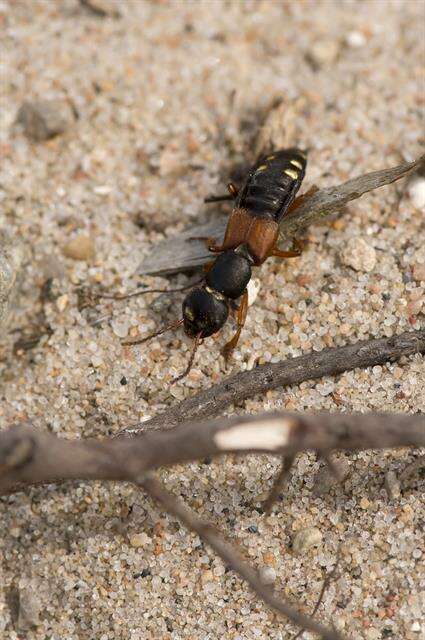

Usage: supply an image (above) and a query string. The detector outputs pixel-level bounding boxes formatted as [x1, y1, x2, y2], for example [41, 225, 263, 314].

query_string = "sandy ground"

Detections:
[0, 1, 424, 639]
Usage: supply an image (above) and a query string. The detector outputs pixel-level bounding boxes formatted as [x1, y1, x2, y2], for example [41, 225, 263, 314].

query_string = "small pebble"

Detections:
[91, 355, 103, 368]
[62, 235, 95, 261]
[18, 585, 41, 631]
[385, 470, 401, 500]
[406, 299, 423, 316]
[309, 39, 340, 66]
[259, 565, 276, 586]
[341, 237, 376, 272]
[407, 177, 425, 209]
[346, 30, 367, 48]
[111, 318, 130, 338]
[201, 570, 214, 585]
[129, 532, 151, 548]
[17, 99, 73, 141]
[292, 527, 323, 555]
[56, 294, 69, 312]
[247, 278, 261, 307]
[93, 185, 113, 196]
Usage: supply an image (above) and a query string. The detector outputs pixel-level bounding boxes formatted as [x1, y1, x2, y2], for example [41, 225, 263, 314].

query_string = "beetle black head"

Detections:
[182, 286, 229, 338]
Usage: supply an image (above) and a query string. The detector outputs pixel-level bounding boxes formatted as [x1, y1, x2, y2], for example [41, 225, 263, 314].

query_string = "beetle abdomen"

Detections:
[236, 148, 307, 222]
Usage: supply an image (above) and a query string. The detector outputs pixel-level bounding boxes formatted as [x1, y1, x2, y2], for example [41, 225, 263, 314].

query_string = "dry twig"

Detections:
[2, 411, 424, 638]
[292, 547, 342, 640]
[141, 474, 341, 640]
[119, 328, 425, 435]
[2, 412, 424, 495]
[79, 0, 121, 18]
[263, 454, 296, 513]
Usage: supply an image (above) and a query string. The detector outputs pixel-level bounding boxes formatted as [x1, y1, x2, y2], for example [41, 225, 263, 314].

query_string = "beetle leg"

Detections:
[286, 184, 319, 214]
[204, 182, 239, 204]
[227, 182, 239, 197]
[204, 194, 234, 204]
[222, 289, 248, 357]
[208, 240, 225, 253]
[188, 235, 224, 252]
[269, 237, 304, 259]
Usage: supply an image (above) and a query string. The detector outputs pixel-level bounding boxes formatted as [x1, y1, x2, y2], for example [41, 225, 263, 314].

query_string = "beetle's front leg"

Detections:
[222, 289, 248, 357]
[204, 182, 239, 204]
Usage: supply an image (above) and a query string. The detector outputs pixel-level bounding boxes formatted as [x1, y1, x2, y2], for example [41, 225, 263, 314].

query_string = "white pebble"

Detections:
[111, 318, 130, 338]
[247, 278, 261, 307]
[408, 177, 425, 209]
[93, 185, 113, 195]
[310, 39, 339, 65]
[259, 566, 276, 585]
[129, 532, 151, 548]
[341, 237, 376, 272]
[56, 294, 69, 312]
[292, 527, 323, 555]
[346, 30, 367, 48]
[91, 355, 103, 368]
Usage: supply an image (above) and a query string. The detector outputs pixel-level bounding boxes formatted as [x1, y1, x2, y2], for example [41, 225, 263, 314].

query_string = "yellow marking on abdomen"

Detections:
[266, 154, 275, 160]
[284, 168, 298, 180]
[257, 164, 267, 172]
[290, 159, 303, 170]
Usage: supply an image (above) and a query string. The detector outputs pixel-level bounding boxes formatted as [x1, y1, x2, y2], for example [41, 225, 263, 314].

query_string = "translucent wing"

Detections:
[278, 154, 424, 241]
[138, 155, 424, 277]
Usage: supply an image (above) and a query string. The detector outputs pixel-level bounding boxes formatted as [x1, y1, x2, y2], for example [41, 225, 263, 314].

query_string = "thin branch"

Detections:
[292, 547, 342, 640]
[140, 474, 342, 640]
[138, 154, 424, 276]
[1, 412, 422, 638]
[263, 454, 296, 514]
[79, 0, 121, 18]
[119, 328, 425, 435]
[1, 411, 424, 495]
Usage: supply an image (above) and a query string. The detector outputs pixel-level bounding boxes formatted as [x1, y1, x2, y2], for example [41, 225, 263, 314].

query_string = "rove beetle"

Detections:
[123, 148, 316, 382]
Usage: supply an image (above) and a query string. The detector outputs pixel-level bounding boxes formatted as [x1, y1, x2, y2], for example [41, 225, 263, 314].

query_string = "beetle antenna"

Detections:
[122, 318, 183, 347]
[99, 280, 201, 301]
[171, 332, 202, 385]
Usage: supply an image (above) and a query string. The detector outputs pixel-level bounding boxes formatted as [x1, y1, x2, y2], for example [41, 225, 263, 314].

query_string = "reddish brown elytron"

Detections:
[209, 208, 280, 265]
[206, 148, 314, 265]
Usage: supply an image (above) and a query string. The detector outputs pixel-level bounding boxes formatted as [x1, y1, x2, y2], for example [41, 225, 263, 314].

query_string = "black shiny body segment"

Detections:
[235, 148, 307, 222]
[205, 250, 252, 299]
